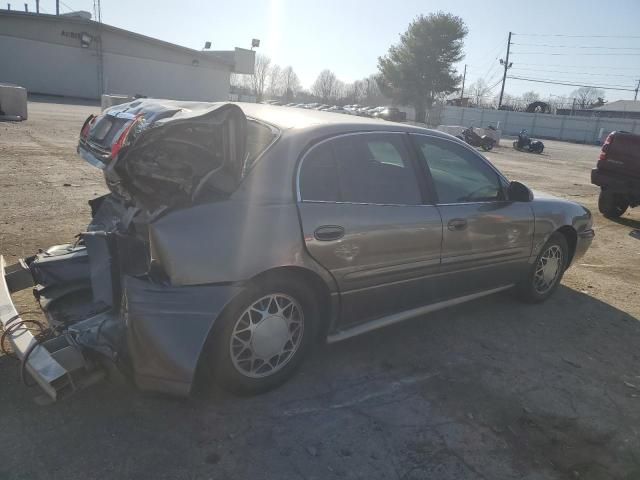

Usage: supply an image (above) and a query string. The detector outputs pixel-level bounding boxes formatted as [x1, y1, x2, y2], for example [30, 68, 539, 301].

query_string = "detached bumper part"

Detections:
[1, 256, 102, 400]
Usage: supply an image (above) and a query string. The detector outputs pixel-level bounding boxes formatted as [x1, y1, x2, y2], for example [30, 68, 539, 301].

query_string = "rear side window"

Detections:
[299, 133, 422, 205]
[334, 133, 421, 205]
[299, 143, 340, 202]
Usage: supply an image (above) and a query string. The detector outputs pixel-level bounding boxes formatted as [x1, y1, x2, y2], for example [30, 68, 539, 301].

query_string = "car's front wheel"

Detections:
[209, 278, 317, 395]
[516, 233, 568, 303]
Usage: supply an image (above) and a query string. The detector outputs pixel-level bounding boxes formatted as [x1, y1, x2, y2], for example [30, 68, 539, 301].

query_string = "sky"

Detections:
[41, 0, 640, 103]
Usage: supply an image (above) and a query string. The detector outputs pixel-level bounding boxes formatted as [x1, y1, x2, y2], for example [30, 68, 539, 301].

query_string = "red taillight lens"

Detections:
[111, 115, 142, 158]
[80, 115, 96, 139]
[599, 132, 614, 162]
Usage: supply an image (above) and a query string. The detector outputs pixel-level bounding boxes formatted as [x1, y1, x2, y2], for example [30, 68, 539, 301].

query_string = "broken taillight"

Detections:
[80, 115, 96, 139]
[111, 115, 143, 158]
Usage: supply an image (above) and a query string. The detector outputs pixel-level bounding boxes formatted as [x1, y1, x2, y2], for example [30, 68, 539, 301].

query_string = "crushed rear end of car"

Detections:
[1, 100, 254, 401]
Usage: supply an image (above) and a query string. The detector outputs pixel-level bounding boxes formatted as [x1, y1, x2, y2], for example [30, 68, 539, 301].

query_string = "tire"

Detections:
[598, 190, 629, 218]
[516, 232, 568, 303]
[534, 143, 544, 154]
[513, 140, 519, 150]
[482, 140, 495, 151]
[209, 277, 317, 395]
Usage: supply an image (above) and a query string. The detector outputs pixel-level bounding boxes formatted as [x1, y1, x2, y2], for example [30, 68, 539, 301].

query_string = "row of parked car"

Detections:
[261, 100, 407, 122]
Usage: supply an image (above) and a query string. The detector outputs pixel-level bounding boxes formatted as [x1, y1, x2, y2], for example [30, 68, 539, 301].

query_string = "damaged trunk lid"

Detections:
[78, 100, 247, 210]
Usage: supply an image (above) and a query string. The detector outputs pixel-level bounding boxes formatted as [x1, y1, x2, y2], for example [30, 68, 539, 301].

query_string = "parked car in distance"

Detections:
[356, 106, 378, 116]
[325, 106, 346, 113]
[1, 101, 594, 402]
[591, 130, 640, 218]
[373, 106, 406, 122]
[344, 105, 362, 115]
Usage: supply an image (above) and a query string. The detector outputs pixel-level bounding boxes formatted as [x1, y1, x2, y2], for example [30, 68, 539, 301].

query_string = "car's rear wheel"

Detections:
[598, 190, 629, 218]
[516, 233, 568, 303]
[210, 278, 317, 395]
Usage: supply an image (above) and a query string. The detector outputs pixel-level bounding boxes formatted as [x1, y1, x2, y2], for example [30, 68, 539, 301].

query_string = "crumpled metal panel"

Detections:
[29, 244, 90, 287]
[123, 275, 243, 396]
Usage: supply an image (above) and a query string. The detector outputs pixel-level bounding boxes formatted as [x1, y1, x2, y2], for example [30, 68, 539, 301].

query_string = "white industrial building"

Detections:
[0, 10, 254, 101]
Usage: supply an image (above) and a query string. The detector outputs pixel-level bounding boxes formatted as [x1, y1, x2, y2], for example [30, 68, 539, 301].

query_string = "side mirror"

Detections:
[508, 181, 533, 202]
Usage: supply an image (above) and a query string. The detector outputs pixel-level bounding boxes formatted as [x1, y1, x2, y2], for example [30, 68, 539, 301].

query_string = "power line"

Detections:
[510, 67, 639, 78]
[507, 75, 637, 91]
[512, 43, 640, 50]
[512, 51, 640, 56]
[509, 75, 635, 89]
[59, 0, 74, 11]
[514, 33, 640, 39]
[514, 62, 640, 70]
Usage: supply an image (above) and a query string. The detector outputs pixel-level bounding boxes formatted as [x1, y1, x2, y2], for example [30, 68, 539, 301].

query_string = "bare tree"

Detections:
[570, 86, 605, 109]
[468, 79, 490, 107]
[521, 90, 540, 106]
[251, 54, 272, 102]
[281, 66, 301, 102]
[312, 69, 337, 102]
[267, 64, 282, 99]
[332, 79, 347, 102]
[230, 73, 252, 96]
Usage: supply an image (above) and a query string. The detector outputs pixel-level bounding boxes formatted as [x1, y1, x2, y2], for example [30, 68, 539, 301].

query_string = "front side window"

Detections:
[414, 136, 503, 204]
[298, 133, 422, 205]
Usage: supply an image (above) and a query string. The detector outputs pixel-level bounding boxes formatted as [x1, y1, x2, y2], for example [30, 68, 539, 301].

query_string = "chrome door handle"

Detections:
[314, 225, 345, 241]
[447, 218, 468, 231]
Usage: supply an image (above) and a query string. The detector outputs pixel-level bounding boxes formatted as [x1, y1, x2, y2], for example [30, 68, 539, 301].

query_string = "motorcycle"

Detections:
[513, 129, 544, 154]
[457, 126, 496, 151]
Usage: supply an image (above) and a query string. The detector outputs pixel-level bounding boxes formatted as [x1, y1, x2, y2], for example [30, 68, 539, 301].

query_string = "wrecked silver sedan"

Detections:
[1, 100, 594, 401]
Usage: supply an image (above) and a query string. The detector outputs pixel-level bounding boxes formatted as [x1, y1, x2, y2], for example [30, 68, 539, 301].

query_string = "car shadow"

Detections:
[1, 285, 639, 479]
[609, 215, 640, 230]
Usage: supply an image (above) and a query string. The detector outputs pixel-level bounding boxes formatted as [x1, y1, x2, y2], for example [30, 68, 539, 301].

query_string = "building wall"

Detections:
[1, 33, 100, 98]
[103, 51, 230, 101]
[0, 13, 232, 101]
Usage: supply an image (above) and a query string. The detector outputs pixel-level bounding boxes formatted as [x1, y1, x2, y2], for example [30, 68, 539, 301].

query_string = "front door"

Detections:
[411, 134, 534, 299]
[297, 132, 443, 326]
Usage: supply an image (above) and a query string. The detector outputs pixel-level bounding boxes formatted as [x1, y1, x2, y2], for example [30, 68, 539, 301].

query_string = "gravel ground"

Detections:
[1, 101, 639, 480]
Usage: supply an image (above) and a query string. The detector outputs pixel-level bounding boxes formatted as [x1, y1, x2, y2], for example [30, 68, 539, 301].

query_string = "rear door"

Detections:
[411, 134, 534, 298]
[297, 132, 442, 326]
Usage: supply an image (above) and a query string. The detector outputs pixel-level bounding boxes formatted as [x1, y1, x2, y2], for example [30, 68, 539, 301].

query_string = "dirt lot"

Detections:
[1, 101, 639, 480]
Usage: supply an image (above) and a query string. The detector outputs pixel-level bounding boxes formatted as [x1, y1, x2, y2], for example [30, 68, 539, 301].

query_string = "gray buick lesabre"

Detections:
[1, 100, 594, 400]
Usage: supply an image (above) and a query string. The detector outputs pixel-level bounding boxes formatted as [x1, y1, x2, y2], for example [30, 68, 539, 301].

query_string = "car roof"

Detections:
[236, 102, 448, 137]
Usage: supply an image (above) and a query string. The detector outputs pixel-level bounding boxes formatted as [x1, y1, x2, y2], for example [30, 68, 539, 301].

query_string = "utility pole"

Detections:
[55, 0, 59, 14]
[497, 32, 513, 109]
[35, 0, 39, 13]
[460, 64, 467, 100]
[93, 0, 104, 96]
[635, 79, 640, 101]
